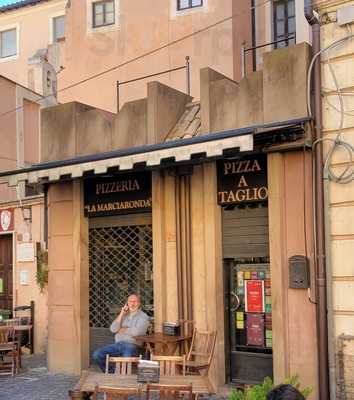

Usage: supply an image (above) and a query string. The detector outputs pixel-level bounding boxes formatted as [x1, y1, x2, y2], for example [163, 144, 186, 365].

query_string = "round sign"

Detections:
[0, 210, 12, 231]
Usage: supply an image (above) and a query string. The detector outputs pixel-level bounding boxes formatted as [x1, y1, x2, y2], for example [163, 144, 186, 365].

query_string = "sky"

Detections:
[0, 0, 21, 6]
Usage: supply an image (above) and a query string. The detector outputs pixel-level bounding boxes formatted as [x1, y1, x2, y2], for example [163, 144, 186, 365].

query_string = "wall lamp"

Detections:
[22, 206, 32, 223]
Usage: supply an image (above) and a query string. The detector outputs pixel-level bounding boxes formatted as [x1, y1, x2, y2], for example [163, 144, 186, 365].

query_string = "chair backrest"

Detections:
[0, 326, 14, 344]
[151, 354, 185, 376]
[105, 356, 141, 375]
[3, 318, 20, 327]
[187, 329, 217, 366]
[146, 383, 192, 400]
[178, 319, 195, 337]
[92, 385, 141, 400]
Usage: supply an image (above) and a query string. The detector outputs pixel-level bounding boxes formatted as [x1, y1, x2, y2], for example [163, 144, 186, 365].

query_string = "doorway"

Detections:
[88, 214, 153, 360]
[223, 205, 273, 384]
[0, 234, 13, 311]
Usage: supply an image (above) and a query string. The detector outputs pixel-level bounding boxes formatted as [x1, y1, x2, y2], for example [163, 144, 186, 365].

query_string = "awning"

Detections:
[0, 117, 311, 187]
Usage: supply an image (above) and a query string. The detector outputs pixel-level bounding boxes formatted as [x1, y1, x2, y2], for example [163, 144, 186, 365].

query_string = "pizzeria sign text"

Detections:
[217, 154, 268, 205]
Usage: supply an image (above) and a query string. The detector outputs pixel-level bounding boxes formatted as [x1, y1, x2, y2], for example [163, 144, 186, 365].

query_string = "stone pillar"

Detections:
[47, 180, 89, 374]
[190, 162, 224, 391]
[152, 171, 179, 331]
[268, 151, 319, 399]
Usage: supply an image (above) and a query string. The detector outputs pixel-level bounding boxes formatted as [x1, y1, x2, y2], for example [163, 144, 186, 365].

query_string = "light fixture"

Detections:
[22, 206, 32, 223]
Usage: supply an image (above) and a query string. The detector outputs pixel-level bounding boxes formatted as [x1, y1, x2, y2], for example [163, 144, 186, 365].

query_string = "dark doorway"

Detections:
[223, 205, 273, 385]
[0, 234, 13, 311]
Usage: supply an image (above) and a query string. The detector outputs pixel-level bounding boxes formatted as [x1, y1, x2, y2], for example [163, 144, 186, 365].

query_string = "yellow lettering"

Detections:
[219, 191, 228, 203]
[235, 189, 246, 202]
[224, 162, 233, 175]
[252, 159, 261, 172]
[258, 187, 268, 200]
[238, 176, 248, 188]
[227, 191, 236, 203]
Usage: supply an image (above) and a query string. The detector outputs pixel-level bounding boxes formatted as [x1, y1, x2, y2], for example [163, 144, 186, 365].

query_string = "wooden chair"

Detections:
[184, 329, 216, 375]
[151, 354, 186, 376]
[92, 385, 141, 400]
[105, 356, 141, 375]
[146, 383, 193, 400]
[0, 326, 18, 376]
[178, 320, 195, 354]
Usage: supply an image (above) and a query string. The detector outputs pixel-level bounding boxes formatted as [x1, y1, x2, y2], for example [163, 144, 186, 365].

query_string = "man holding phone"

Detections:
[93, 293, 150, 372]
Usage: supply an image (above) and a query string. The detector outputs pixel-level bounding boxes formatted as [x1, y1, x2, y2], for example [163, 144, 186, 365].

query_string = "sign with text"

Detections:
[217, 154, 268, 205]
[84, 172, 152, 217]
[245, 280, 265, 313]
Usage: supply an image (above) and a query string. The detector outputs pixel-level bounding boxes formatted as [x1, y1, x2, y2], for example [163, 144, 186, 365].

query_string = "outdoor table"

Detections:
[134, 332, 192, 355]
[69, 371, 214, 399]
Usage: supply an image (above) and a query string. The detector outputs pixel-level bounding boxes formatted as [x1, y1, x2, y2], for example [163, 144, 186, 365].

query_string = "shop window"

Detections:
[0, 28, 17, 59]
[92, 0, 115, 28]
[177, 0, 203, 11]
[53, 15, 65, 42]
[273, 0, 296, 48]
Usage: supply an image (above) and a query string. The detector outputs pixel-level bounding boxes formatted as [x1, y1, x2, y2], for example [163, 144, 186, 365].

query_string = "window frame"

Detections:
[0, 27, 17, 60]
[52, 15, 65, 42]
[177, 0, 203, 11]
[273, 0, 296, 49]
[92, 0, 115, 29]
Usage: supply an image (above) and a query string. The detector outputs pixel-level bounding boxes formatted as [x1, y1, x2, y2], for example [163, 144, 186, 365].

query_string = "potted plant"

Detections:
[229, 376, 312, 400]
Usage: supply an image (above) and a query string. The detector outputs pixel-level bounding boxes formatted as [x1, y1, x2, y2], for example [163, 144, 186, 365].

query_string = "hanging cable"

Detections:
[307, 32, 354, 183]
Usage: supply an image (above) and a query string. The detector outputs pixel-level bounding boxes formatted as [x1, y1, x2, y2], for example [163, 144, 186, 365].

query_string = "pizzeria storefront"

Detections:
[0, 129, 318, 395]
[0, 44, 321, 396]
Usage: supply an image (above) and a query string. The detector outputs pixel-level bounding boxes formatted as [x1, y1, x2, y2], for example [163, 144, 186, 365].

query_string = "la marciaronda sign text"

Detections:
[84, 172, 152, 217]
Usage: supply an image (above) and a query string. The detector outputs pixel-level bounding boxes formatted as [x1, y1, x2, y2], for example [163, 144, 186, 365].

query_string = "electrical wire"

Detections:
[0, 0, 272, 122]
[307, 32, 354, 184]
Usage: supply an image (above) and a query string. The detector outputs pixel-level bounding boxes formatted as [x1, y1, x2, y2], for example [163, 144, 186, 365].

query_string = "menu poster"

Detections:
[245, 280, 265, 313]
[247, 313, 265, 346]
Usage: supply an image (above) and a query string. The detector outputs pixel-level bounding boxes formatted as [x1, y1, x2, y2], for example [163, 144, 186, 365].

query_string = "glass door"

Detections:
[228, 261, 273, 384]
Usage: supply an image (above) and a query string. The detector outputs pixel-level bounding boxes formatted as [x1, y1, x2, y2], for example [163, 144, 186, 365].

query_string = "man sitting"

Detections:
[93, 293, 150, 372]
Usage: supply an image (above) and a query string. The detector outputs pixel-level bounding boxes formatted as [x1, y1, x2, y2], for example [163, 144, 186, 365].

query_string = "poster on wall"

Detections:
[247, 313, 265, 346]
[0, 208, 14, 233]
[245, 280, 265, 313]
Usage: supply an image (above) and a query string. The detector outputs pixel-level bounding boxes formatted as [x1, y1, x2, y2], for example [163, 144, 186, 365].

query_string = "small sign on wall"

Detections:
[20, 270, 29, 285]
[0, 208, 14, 232]
[17, 243, 35, 262]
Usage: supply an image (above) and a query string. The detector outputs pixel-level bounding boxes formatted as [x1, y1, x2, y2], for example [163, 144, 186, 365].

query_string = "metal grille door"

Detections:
[89, 218, 153, 357]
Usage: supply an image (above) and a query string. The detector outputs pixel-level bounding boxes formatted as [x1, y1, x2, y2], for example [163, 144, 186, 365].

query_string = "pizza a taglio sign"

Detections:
[84, 172, 152, 217]
[217, 154, 268, 205]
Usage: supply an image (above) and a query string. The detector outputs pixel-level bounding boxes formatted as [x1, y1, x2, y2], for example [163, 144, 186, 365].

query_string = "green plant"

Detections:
[228, 375, 312, 400]
[36, 247, 48, 293]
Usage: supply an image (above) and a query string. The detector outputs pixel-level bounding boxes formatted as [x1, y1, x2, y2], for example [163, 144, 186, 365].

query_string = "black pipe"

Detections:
[305, 1, 330, 398]
[251, 0, 257, 72]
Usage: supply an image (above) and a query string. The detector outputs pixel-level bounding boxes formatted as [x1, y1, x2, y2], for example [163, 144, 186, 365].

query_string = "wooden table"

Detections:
[134, 333, 192, 355]
[69, 371, 214, 399]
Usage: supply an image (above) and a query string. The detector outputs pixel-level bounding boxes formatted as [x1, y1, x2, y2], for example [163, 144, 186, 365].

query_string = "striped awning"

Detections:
[0, 128, 254, 187]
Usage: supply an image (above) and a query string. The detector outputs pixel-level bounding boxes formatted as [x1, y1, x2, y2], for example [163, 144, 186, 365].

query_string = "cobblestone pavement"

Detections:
[0, 354, 79, 400]
[0, 354, 227, 400]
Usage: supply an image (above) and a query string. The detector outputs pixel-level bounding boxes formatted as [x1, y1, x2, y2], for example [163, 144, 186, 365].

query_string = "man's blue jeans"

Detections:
[93, 341, 141, 372]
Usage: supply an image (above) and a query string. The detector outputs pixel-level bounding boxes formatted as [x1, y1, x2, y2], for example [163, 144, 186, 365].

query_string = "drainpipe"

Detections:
[304, 2, 330, 399]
